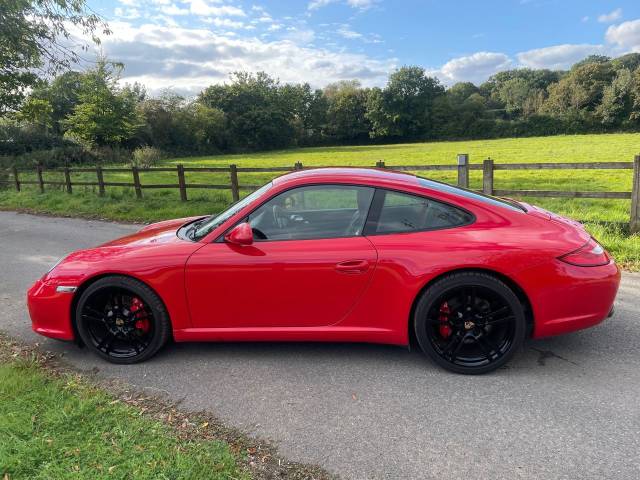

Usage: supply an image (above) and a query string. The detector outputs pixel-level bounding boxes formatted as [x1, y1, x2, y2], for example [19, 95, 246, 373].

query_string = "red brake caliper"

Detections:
[439, 301, 452, 339]
[130, 297, 150, 333]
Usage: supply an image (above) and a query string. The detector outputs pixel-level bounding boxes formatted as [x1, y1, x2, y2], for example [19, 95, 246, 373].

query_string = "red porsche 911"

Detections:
[27, 168, 620, 374]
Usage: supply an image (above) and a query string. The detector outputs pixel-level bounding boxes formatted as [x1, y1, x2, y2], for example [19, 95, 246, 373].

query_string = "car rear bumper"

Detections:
[520, 259, 621, 339]
[27, 279, 76, 341]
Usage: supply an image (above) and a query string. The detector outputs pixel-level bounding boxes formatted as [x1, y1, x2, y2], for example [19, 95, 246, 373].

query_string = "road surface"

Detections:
[1, 211, 639, 480]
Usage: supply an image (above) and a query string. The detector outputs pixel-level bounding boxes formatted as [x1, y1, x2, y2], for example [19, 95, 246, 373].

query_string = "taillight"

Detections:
[558, 238, 610, 267]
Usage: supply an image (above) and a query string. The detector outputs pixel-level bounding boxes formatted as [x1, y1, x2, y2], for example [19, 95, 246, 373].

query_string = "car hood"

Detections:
[100, 216, 205, 248]
[42, 217, 205, 284]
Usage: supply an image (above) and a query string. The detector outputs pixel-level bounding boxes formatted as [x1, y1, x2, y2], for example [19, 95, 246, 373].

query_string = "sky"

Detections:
[84, 0, 640, 96]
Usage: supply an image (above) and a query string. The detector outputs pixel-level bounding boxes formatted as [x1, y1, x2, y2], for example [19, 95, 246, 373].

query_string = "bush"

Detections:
[0, 120, 72, 156]
[131, 146, 164, 168]
[0, 146, 97, 169]
[91, 146, 132, 165]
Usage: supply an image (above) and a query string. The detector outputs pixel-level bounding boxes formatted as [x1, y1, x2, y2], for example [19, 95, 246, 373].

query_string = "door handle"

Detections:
[335, 260, 370, 274]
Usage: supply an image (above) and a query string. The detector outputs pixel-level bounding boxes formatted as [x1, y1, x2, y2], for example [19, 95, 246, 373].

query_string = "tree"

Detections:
[544, 62, 615, 114]
[597, 69, 633, 125]
[0, 0, 108, 112]
[366, 66, 444, 139]
[199, 72, 294, 150]
[63, 61, 142, 147]
[15, 97, 53, 131]
[323, 80, 371, 142]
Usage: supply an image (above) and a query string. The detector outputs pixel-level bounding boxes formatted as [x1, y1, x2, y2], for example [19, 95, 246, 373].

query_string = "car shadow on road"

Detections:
[46, 318, 627, 378]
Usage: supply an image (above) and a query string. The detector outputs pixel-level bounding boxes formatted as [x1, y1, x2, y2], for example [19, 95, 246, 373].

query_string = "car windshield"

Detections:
[417, 177, 526, 212]
[192, 182, 273, 241]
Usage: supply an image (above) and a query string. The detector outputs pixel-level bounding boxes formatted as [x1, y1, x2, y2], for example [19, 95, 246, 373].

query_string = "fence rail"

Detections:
[2, 155, 640, 232]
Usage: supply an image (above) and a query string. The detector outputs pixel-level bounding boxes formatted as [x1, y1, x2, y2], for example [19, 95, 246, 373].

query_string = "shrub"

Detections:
[91, 146, 132, 165]
[131, 146, 164, 168]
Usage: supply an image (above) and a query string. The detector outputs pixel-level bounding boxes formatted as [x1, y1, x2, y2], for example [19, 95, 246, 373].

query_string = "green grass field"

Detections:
[1, 133, 639, 268]
[0, 360, 248, 480]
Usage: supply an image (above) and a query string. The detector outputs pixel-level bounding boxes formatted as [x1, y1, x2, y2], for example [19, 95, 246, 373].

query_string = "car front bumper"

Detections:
[27, 279, 76, 341]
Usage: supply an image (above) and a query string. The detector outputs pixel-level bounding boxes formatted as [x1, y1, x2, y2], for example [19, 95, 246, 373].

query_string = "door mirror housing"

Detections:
[224, 222, 254, 246]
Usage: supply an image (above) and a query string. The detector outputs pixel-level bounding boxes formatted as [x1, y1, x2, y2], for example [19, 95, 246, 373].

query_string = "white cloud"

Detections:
[606, 19, 640, 51]
[85, 22, 396, 95]
[203, 17, 245, 29]
[308, 0, 376, 11]
[346, 0, 376, 8]
[432, 52, 512, 85]
[114, 7, 142, 19]
[308, 0, 334, 10]
[581, 16, 589, 23]
[184, 0, 245, 17]
[598, 8, 622, 24]
[516, 44, 606, 70]
[336, 25, 363, 39]
[160, 4, 190, 16]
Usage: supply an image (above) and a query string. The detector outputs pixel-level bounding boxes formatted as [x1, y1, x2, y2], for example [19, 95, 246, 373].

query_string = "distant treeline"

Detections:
[3, 53, 640, 166]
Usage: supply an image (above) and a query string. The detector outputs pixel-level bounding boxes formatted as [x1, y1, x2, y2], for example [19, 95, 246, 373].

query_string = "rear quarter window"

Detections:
[371, 190, 473, 234]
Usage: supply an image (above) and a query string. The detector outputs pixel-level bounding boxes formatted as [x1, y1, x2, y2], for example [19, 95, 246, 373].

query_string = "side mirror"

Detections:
[224, 222, 253, 246]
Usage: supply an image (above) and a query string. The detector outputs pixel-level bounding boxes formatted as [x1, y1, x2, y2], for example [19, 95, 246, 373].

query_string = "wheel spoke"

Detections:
[469, 286, 477, 306]
[85, 306, 105, 317]
[81, 313, 105, 325]
[483, 306, 509, 319]
[480, 334, 502, 358]
[97, 333, 115, 354]
[449, 333, 468, 362]
[441, 332, 462, 354]
[483, 315, 515, 326]
[474, 335, 496, 362]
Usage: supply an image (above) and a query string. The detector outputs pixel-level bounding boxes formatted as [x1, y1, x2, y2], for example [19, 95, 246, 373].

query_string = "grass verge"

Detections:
[0, 334, 334, 480]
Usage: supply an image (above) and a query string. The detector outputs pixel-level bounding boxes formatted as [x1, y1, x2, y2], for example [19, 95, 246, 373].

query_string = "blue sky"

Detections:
[86, 0, 640, 95]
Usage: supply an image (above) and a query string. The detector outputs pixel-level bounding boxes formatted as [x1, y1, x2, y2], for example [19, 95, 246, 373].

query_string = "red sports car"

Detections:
[27, 168, 620, 374]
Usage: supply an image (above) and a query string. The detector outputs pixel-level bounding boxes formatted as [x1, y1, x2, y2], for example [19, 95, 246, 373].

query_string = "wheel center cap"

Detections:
[464, 320, 475, 330]
[115, 318, 124, 326]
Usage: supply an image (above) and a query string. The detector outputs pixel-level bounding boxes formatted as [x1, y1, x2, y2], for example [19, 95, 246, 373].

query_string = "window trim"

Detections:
[362, 187, 476, 236]
[215, 183, 376, 243]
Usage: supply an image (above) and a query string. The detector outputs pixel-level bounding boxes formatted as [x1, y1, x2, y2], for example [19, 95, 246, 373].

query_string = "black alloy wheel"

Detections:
[75, 276, 171, 364]
[414, 272, 526, 374]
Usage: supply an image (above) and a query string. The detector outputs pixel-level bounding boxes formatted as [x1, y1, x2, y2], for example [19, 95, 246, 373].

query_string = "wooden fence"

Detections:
[3, 154, 640, 232]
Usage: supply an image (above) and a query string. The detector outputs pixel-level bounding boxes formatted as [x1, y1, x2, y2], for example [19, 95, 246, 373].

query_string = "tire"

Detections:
[414, 272, 526, 375]
[75, 276, 171, 364]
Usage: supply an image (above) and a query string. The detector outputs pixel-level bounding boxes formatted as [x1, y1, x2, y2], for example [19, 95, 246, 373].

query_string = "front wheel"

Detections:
[75, 276, 171, 364]
[414, 272, 526, 375]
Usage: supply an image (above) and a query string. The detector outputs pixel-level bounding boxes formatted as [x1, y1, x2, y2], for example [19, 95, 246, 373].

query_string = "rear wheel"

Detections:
[414, 272, 526, 374]
[75, 276, 171, 364]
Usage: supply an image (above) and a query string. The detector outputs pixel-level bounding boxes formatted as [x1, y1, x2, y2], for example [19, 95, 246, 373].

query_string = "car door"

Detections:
[185, 184, 378, 328]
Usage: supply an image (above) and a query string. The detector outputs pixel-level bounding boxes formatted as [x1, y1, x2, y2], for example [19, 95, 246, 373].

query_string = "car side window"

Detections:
[372, 190, 473, 234]
[247, 185, 375, 241]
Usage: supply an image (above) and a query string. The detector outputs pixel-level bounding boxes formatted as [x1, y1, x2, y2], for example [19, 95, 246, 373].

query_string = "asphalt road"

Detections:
[1, 211, 639, 480]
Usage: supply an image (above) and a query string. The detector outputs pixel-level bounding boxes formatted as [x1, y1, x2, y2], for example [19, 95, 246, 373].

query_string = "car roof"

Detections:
[274, 167, 420, 188]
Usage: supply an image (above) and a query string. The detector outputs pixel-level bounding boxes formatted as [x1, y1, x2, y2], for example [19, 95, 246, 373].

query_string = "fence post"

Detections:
[96, 166, 105, 196]
[457, 154, 469, 188]
[229, 164, 240, 202]
[64, 167, 72, 194]
[482, 158, 494, 195]
[36, 165, 44, 193]
[177, 164, 187, 202]
[631, 154, 640, 233]
[12, 167, 20, 192]
[131, 166, 142, 199]
[376, 160, 386, 168]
